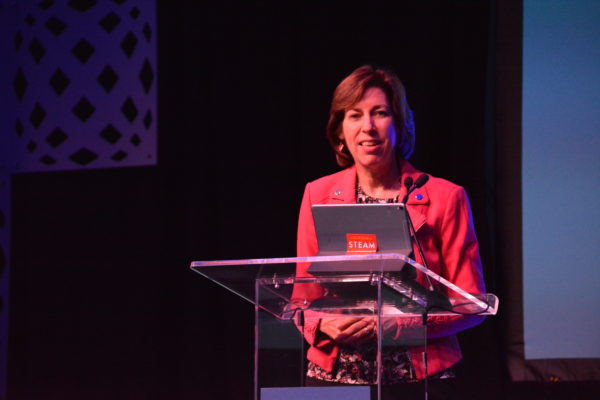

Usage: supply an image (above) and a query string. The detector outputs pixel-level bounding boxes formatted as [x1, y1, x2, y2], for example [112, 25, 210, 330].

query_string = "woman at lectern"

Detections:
[293, 65, 486, 397]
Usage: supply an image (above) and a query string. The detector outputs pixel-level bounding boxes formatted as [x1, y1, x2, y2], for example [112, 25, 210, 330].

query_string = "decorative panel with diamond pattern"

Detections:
[7, 0, 157, 172]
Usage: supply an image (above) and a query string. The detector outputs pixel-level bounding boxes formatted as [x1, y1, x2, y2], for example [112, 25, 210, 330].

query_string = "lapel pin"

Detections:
[415, 194, 423, 200]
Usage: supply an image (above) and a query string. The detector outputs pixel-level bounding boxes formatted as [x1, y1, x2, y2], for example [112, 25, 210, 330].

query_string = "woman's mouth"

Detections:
[359, 140, 382, 147]
[358, 140, 383, 154]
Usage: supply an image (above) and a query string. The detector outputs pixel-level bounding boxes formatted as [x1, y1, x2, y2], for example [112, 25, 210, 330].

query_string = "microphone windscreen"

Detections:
[403, 176, 414, 189]
[414, 174, 429, 188]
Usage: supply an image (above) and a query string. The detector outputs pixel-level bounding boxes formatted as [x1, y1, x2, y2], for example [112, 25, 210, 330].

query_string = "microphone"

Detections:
[403, 176, 414, 190]
[401, 177, 414, 203]
[413, 174, 429, 189]
[401, 174, 428, 204]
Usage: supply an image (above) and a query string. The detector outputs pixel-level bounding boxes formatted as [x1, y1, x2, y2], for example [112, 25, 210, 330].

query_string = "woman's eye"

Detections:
[347, 113, 361, 120]
[375, 110, 389, 117]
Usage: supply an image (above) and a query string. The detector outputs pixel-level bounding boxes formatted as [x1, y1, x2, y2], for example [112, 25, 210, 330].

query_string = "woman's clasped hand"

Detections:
[318, 317, 376, 345]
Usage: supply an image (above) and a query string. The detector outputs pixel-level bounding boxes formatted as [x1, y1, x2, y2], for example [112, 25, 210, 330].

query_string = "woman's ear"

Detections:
[337, 138, 345, 152]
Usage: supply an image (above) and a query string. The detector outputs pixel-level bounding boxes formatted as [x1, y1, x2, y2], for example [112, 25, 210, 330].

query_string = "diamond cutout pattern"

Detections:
[46, 128, 68, 148]
[45, 17, 67, 37]
[99, 12, 121, 33]
[97, 65, 118, 93]
[68, 0, 97, 13]
[121, 97, 138, 122]
[139, 59, 154, 94]
[143, 110, 152, 130]
[143, 23, 152, 42]
[13, 67, 28, 101]
[29, 38, 46, 64]
[129, 7, 140, 19]
[100, 124, 122, 144]
[130, 134, 141, 146]
[111, 151, 127, 161]
[72, 97, 96, 122]
[120, 31, 138, 59]
[25, 14, 36, 27]
[70, 148, 98, 165]
[9, 1, 156, 170]
[49, 68, 70, 95]
[27, 140, 37, 153]
[72, 39, 95, 64]
[30, 103, 47, 129]
[40, 155, 57, 165]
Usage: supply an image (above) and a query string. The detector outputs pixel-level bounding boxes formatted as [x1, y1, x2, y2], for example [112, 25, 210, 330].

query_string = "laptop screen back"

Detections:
[309, 203, 412, 272]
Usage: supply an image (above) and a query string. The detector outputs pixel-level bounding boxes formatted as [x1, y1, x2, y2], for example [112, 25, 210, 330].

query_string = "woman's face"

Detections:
[340, 86, 398, 173]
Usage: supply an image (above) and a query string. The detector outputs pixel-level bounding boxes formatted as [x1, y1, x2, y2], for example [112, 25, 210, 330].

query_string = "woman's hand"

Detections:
[318, 317, 376, 345]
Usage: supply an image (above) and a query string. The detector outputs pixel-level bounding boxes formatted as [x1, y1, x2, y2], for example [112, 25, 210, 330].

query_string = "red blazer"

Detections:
[294, 161, 486, 380]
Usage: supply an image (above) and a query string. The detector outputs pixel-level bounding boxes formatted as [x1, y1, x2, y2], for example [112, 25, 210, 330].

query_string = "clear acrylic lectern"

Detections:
[190, 253, 498, 400]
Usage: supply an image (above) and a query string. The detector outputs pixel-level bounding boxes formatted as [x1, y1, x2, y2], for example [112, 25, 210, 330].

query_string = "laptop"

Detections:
[307, 203, 413, 273]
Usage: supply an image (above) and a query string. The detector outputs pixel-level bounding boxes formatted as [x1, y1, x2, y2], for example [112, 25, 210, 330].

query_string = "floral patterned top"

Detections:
[307, 342, 417, 384]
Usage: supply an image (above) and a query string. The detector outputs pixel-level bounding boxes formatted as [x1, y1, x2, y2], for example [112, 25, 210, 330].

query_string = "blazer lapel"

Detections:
[406, 187, 428, 233]
[326, 167, 357, 203]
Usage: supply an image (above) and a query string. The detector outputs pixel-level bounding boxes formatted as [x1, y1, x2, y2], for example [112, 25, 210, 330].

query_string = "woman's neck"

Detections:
[355, 161, 402, 198]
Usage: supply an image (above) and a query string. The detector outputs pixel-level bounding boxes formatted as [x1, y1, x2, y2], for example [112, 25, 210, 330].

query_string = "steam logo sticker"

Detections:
[346, 234, 378, 254]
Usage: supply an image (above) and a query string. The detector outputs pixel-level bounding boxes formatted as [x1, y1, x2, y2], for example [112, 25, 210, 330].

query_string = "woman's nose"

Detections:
[362, 116, 375, 132]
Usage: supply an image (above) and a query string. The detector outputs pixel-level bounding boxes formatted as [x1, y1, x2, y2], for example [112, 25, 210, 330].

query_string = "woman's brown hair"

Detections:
[326, 65, 415, 167]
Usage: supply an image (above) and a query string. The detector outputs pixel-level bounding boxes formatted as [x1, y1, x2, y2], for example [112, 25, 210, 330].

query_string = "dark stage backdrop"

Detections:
[6, 1, 573, 399]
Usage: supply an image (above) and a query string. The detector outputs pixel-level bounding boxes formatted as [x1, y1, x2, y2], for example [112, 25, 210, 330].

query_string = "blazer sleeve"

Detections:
[292, 183, 328, 346]
[296, 183, 319, 264]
